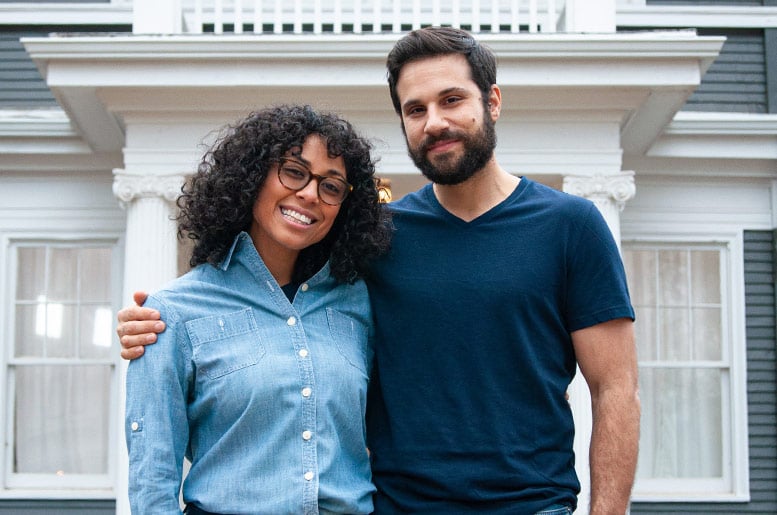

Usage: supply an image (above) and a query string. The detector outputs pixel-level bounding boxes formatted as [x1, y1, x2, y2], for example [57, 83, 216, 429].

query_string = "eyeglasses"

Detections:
[277, 157, 353, 206]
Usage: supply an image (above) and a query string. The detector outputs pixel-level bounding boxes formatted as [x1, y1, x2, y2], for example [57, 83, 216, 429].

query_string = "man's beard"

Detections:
[407, 112, 496, 186]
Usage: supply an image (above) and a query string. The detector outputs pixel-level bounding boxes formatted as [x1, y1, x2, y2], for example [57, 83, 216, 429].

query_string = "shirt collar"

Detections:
[218, 232, 250, 271]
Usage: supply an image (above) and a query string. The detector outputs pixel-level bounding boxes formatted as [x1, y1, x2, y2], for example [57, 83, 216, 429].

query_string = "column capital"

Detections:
[562, 171, 635, 212]
[112, 171, 185, 206]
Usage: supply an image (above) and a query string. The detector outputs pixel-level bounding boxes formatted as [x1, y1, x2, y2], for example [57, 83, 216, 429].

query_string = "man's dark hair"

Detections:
[177, 104, 392, 284]
[386, 26, 497, 114]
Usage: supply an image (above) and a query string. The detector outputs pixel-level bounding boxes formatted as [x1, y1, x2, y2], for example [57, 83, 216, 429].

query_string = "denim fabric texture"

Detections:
[125, 232, 375, 514]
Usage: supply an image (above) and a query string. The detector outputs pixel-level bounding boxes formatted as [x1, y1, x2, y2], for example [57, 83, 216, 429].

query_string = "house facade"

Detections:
[0, 0, 775, 513]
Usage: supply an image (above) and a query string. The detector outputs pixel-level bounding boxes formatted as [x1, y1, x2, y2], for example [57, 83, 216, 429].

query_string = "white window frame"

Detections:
[0, 232, 123, 500]
[624, 230, 750, 503]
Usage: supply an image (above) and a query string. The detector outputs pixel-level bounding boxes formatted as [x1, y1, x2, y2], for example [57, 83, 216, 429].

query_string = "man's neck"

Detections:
[432, 160, 520, 222]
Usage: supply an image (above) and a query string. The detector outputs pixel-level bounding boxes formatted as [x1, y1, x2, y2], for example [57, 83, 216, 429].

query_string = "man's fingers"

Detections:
[117, 305, 160, 324]
[121, 345, 146, 361]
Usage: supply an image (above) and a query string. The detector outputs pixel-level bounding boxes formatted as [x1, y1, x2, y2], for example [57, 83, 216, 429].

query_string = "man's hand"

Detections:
[117, 291, 166, 360]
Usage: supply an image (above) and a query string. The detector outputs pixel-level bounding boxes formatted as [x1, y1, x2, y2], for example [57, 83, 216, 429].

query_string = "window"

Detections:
[623, 241, 749, 501]
[6, 241, 118, 491]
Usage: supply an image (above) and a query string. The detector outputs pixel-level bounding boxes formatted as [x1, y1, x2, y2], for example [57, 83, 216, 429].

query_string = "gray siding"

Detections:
[0, 500, 114, 514]
[647, 1, 766, 5]
[631, 230, 777, 514]
[0, 30, 57, 107]
[0, 25, 129, 108]
[685, 29, 768, 113]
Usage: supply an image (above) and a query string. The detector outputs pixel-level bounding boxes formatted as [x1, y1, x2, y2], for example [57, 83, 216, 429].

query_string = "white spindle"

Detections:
[373, 0, 381, 33]
[314, 0, 322, 34]
[491, 0, 499, 33]
[294, 0, 302, 34]
[354, 0, 363, 34]
[529, 0, 538, 32]
[273, 0, 282, 34]
[511, 0, 519, 32]
[253, 0, 263, 33]
[333, 0, 342, 34]
[392, 0, 401, 33]
[452, 0, 460, 28]
[193, 0, 203, 34]
[234, 0, 243, 33]
[412, 0, 421, 30]
[214, 0, 223, 33]
[432, 0, 441, 27]
[472, 0, 480, 33]
[545, 0, 557, 33]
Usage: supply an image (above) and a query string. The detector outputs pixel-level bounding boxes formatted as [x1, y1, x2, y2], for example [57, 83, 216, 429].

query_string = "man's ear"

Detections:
[488, 85, 502, 121]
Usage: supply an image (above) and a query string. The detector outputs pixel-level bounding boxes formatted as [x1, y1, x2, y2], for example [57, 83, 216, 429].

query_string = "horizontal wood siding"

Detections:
[0, 25, 129, 108]
[631, 230, 777, 514]
[0, 500, 115, 514]
[0, 30, 57, 107]
[647, 1, 766, 5]
[685, 28, 767, 113]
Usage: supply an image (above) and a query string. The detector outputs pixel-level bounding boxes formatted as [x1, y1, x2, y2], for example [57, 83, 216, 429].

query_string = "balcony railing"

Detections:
[179, 0, 565, 35]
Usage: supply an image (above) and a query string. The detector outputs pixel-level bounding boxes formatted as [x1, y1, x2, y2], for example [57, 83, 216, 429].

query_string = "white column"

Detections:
[112, 171, 184, 515]
[561, 171, 635, 515]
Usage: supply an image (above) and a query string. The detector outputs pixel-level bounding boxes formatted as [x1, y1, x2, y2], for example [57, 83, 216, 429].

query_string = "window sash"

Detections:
[5, 240, 119, 492]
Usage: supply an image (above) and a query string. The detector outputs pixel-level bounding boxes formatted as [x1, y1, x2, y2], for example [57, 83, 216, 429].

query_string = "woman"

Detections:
[124, 104, 391, 514]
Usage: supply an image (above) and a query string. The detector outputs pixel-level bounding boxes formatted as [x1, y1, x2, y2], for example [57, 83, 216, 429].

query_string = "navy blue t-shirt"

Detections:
[365, 178, 634, 513]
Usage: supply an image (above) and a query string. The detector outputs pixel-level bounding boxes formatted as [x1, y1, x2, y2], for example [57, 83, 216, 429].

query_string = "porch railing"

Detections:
[180, 0, 565, 35]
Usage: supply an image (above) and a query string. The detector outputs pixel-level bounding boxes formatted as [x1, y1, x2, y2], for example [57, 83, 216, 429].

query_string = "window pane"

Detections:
[637, 367, 723, 479]
[48, 248, 78, 302]
[46, 304, 77, 359]
[693, 307, 722, 361]
[660, 307, 690, 360]
[658, 250, 688, 305]
[14, 365, 112, 475]
[634, 306, 657, 361]
[15, 247, 46, 301]
[623, 250, 656, 306]
[691, 250, 720, 304]
[80, 248, 112, 302]
[79, 305, 113, 359]
[14, 305, 44, 358]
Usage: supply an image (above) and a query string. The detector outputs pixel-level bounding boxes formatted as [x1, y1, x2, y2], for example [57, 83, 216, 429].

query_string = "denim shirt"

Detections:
[125, 232, 375, 514]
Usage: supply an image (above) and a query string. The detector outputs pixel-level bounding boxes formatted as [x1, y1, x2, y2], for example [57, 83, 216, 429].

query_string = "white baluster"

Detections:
[529, 0, 538, 33]
[253, 0, 263, 33]
[234, 0, 243, 33]
[214, 0, 223, 33]
[354, 0, 363, 34]
[273, 0, 282, 34]
[334, 0, 343, 34]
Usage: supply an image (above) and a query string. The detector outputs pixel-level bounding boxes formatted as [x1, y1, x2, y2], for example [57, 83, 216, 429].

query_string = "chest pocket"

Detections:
[326, 308, 371, 376]
[187, 308, 266, 380]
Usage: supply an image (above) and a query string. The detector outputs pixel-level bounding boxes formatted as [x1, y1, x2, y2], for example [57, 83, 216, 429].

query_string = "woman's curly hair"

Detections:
[177, 104, 392, 284]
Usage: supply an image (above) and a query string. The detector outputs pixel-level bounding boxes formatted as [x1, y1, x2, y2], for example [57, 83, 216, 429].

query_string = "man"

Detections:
[118, 27, 640, 514]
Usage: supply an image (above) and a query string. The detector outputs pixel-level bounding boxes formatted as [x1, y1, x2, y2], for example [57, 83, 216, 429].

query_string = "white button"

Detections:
[302, 430, 312, 441]
[298, 349, 309, 358]
[304, 471, 314, 481]
[301, 387, 312, 398]
[131, 422, 139, 431]
[300, 283, 309, 292]
[287, 316, 296, 326]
